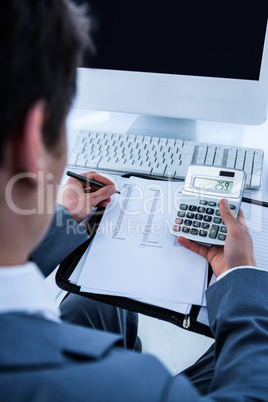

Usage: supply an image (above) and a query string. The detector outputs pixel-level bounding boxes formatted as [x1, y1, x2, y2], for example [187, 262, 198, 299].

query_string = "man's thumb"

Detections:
[219, 198, 236, 227]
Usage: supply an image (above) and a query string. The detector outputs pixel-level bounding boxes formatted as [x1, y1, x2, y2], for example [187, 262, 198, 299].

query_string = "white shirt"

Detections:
[0, 262, 61, 322]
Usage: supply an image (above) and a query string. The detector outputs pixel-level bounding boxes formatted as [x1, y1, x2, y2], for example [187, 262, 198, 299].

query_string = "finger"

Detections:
[177, 236, 210, 260]
[236, 208, 248, 228]
[219, 199, 237, 228]
[86, 185, 116, 207]
[80, 171, 116, 187]
[65, 177, 84, 189]
[97, 199, 111, 208]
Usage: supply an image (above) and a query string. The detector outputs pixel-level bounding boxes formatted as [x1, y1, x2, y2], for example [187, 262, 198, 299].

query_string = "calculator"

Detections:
[171, 165, 246, 245]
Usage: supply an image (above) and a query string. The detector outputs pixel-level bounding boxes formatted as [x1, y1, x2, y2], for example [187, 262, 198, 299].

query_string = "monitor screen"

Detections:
[74, 2, 268, 126]
[88, 1, 267, 81]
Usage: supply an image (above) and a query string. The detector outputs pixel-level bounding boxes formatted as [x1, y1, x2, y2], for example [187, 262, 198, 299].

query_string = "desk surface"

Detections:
[67, 108, 268, 202]
[66, 108, 266, 372]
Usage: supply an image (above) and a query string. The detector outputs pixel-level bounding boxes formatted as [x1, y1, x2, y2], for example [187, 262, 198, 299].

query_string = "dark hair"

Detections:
[0, 0, 91, 162]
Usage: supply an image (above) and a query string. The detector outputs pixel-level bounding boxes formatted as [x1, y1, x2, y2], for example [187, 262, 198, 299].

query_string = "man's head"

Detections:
[0, 0, 89, 162]
[0, 0, 90, 264]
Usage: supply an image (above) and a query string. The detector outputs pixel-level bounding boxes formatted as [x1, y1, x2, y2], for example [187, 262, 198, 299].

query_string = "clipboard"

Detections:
[56, 173, 214, 338]
[56, 174, 268, 339]
[56, 225, 214, 338]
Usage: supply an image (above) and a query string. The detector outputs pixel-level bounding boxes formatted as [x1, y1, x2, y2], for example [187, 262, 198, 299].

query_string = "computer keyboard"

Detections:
[67, 130, 264, 190]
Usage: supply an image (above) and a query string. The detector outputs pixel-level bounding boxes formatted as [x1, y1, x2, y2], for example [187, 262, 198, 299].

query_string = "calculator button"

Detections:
[220, 226, 227, 234]
[190, 228, 198, 235]
[182, 227, 190, 233]
[199, 200, 207, 205]
[193, 221, 201, 228]
[204, 215, 212, 222]
[184, 219, 192, 226]
[215, 210, 221, 216]
[213, 217, 222, 224]
[201, 223, 210, 229]
[208, 201, 217, 206]
[173, 225, 181, 232]
[206, 208, 214, 215]
[186, 212, 194, 219]
[180, 204, 188, 210]
[189, 205, 197, 212]
[199, 230, 208, 237]
[229, 204, 236, 210]
[177, 211, 186, 217]
[175, 218, 183, 224]
[197, 206, 205, 213]
[195, 214, 203, 220]
[218, 234, 226, 241]
[209, 224, 219, 239]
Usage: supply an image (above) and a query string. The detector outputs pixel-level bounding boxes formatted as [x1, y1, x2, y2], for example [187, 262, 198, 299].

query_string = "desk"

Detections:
[65, 108, 267, 373]
[67, 108, 268, 202]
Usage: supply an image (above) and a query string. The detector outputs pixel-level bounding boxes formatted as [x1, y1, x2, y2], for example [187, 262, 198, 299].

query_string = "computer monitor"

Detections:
[74, 2, 268, 135]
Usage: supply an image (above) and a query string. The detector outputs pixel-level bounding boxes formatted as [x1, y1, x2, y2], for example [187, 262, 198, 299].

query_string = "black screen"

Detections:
[82, 1, 268, 81]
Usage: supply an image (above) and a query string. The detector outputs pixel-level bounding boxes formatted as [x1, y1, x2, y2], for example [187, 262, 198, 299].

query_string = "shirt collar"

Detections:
[0, 262, 61, 322]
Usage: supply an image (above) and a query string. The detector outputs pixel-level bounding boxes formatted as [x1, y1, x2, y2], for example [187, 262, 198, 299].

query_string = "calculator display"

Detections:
[193, 177, 233, 192]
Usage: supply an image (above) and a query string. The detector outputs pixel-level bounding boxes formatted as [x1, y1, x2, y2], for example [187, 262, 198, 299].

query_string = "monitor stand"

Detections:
[127, 114, 197, 141]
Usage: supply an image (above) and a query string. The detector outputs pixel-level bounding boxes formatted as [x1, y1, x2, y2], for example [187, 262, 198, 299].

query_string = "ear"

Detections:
[11, 102, 47, 182]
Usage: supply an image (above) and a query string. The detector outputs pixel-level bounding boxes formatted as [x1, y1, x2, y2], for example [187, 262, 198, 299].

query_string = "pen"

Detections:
[66, 171, 121, 194]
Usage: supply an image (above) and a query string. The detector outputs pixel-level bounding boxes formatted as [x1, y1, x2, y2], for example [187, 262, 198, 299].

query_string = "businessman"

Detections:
[1, 0, 268, 400]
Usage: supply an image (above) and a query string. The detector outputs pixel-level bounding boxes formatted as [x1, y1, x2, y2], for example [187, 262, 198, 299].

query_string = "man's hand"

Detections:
[57, 171, 116, 223]
[177, 199, 256, 277]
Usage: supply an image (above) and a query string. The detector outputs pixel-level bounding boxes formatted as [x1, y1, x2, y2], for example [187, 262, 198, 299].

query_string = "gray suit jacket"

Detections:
[1, 269, 268, 400]
[30, 204, 89, 277]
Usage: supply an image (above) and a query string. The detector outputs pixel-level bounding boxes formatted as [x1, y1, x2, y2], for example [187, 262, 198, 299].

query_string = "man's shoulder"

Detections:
[0, 313, 179, 401]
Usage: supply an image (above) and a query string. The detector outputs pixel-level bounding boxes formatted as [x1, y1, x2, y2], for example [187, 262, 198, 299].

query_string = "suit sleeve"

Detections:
[205, 268, 268, 400]
[162, 268, 268, 401]
[30, 204, 89, 277]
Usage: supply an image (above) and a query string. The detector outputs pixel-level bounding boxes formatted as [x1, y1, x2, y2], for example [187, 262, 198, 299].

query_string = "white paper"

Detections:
[75, 176, 208, 306]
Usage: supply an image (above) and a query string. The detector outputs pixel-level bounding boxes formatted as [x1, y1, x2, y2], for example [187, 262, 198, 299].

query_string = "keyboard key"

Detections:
[213, 217, 222, 224]
[184, 219, 192, 226]
[175, 218, 183, 224]
[199, 200, 207, 205]
[209, 225, 219, 239]
[193, 221, 201, 228]
[186, 212, 194, 219]
[220, 226, 227, 233]
[124, 164, 152, 174]
[206, 208, 215, 215]
[174, 166, 189, 179]
[251, 173, 262, 189]
[195, 214, 203, 220]
[180, 204, 188, 210]
[204, 215, 212, 222]
[208, 201, 216, 206]
[190, 228, 198, 235]
[173, 225, 181, 232]
[201, 223, 210, 229]
[199, 230, 208, 237]
[151, 164, 165, 176]
[218, 234, 226, 241]
[197, 206, 205, 213]
[189, 205, 197, 211]
[177, 211, 186, 217]
[182, 227, 190, 233]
